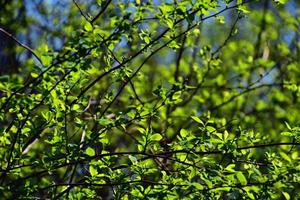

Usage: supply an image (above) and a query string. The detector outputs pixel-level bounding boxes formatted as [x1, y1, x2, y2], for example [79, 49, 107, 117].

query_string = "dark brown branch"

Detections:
[90, 0, 112, 24]
[72, 0, 90, 22]
[0, 28, 43, 66]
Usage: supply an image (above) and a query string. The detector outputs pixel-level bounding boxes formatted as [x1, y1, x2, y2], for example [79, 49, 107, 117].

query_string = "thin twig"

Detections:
[90, 0, 112, 24]
[0, 28, 43, 66]
[72, 0, 90, 22]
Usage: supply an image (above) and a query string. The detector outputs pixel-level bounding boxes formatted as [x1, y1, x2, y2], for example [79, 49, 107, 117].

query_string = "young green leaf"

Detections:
[191, 116, 204, 125]
[150, 134, 162, 141]
[86, 147, 95, 157]
[236, 172, 247, 185]
[89, 166, 98, 176]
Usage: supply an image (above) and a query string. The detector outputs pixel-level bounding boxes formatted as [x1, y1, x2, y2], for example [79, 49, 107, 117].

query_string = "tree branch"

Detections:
[0, 28, 43, 66]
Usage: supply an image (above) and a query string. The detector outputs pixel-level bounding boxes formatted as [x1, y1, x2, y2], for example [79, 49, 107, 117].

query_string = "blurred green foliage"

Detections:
[0, 0, 300, 199]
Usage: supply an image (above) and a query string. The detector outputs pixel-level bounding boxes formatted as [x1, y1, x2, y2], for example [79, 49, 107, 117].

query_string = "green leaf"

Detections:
[203, 179, 213, 189]
[223, 130, 229, 140]
[72, 104, 80, 110]
[236, 172, 247, 185]
[129, 155, 138, 164]
[31, 72, 39, 78]
[151, 133, 162, 141]
[246, 191, 255, 199]
[225, 164, 236, 173]
[89, 166, 98, 176]
[206, 126, 215, 133]
[216, 16, 225, 24]
[285, 121, 291, 130]
[281, 131, 292, 136]
[41, 55, 51, 66]
[282, 192, 290, 200]
[41, 111, 52, 121]
[137, 144, 143, 152]
[192, 182, 204, 190]
[237, 5, 250, 14]
[213, 187, 231, 192]
[180, 129, 189, 138]
[191, 116, 204, 125]
[99, 118, 111, 126]
[279, 152, 292, 163]
[86, 147, 95, 157]
[84, 23, 93, 32]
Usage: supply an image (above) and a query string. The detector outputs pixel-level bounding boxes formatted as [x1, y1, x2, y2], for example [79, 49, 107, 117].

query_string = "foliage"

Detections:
[0, 0, 300, 199]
